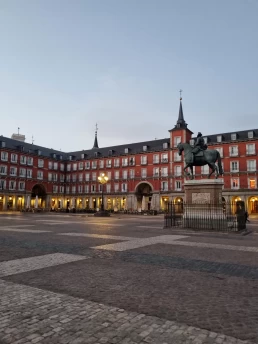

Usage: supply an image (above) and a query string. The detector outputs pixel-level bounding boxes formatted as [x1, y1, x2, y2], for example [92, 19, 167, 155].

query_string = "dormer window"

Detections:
[231, 133, 237, 141]
[94, 152, 98, 157]
[38, 150, 41, 156]
[203, 137, 208, 144]
[108, 150, 113, 156]
[81, 153, 85, 159]
[248, 131, 254, 139]
[53, 153, 56, 159]
[20, 146, 24, 152]
[143, 145, 148, 152]
[1, 141, 6, 148]
[59, 155, 63, 160]
[190, 139, 195, 146]
[124, 148, 129, 154]
[69, 155, 72, 161]
[163, 142, 168, 149]
[217, 135, 222, 143]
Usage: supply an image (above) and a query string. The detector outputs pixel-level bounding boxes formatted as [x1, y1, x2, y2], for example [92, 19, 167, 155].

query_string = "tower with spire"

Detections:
[93, 123, 99, 149]
[169, 91, 193, 147]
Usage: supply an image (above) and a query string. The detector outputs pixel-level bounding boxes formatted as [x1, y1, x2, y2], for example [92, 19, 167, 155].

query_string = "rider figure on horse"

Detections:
[191, 132, 207, 163]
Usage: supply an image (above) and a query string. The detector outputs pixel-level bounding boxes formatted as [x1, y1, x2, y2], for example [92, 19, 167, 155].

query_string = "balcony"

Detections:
[153, 160, 159, 164]
[153, 173, 159, 177]
[161, 158, 168, 163]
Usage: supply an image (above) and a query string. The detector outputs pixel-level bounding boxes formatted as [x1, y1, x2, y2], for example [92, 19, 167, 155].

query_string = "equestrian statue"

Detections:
[177, 132, 223, 179]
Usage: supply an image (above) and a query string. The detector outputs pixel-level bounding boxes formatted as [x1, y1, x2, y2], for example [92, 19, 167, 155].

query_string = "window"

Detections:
[81, 153, 85, 159]
[20, 155, 26, 164]
[19, 168, 26, 177]
[201, 165, 209, 175]
[53, 162, 58, 170]
[79, 162, 84, 170]
[99, 184, 103, 192]
[107, 171, 111, 180]
[72, 174, 77, 182]
[248, 131, 254, 139]
[60, 163, 64, 171]
[0, 165, 7, 175]
[52, 185, 58, 193]
[99, 160, 104, 168]
[114, 183, 119, 192]
[0, 179, 6, 189]
[52, 173, 58, 182]
[249, 178, 256, 189]
[1, 141, 6, 148]
[246, 144, 255, 155]
[69, 155, 73, 161]
[27, 169, 32, 178]
[1, 152, 8, 161]
[124, 148, 129, 154]
[161, 167, 168, 177]
[247, 160, 256, 171]
[48, 161, 53, 169]
[231, 178, 239, 189]
[141, 168, 147, 178]
[108, 150, 113, 156]
[37, 150, 41, 156]
[38, 159, 44, 168]
[114, 159, 120, 167]
[92, 172, 96, 181]
[19, 182, 25, 191]
[106, 159, 112, 168]
[231, 161, 239, 172]
[92, 161, 97, 169]
[94, 152, 98, 158]
[122, 158, 128, 167]
[161, 153, 168, 163]
[231, 133, 237, 140]
[79, 173, 83, 182]
[9, 181, 16, 190]
[72, 186, 76, 194]
[60, 186, 65, 193]
[175, 181, 181, 191]
[106, 184, 111, 193]
[27, 157, 33, 166]
[115, 171, 119, 180]
[129, 157, 135, 166]
[153, 154, 159, 164]
[229, 146, 238, 157]
[161, 181, 168, 191]
[73, 163, 77, 171]
[174, 152, 181, 162]
[174, 166, 182, 176]
[85, 185, 89, 193]
[85, 161, 90, 169]
[217, 135, 222, 143]
[141, 156, 147, 165]
[60, 174, 65, 182]
[11, 154, 17, 163]
[48, 173, 52, 181]
[216, 147, 223, 157]
[163, 142, 168, 149]
[174, 136, 181, 147]
[78, 185, 83, 194]
[10, 167, 17, 176]
[66, 174, 71, 182]
[37, 171, 43, 180]
[190, 139, 195, 146]
[85, 173, 90, 181]
[129, 169, 134, 179]
[122, 170, 128, 179]
[121, 183, 127, 192]
[66, 186, 70, 194]
[143, 145, 147, 151]
[203, 137, 208, 144]
[153, 167, 159, 177]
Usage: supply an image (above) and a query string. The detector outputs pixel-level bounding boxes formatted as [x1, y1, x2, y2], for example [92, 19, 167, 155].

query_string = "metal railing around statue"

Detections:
[164, 201, 246, 232]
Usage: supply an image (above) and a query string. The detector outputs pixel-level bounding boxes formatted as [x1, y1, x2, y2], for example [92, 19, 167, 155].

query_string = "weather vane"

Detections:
[95, 123, 98, 133]
[179, 89, 183, 100]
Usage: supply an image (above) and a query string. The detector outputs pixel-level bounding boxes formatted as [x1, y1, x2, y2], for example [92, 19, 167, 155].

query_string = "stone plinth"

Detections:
[183, 179, 227, 230]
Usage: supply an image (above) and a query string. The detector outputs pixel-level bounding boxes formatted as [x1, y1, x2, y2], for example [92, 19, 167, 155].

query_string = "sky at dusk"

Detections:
[0, 0, 257, 152]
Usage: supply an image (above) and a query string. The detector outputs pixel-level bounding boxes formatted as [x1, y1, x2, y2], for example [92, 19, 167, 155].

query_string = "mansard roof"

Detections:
[200, 129, 258, 144]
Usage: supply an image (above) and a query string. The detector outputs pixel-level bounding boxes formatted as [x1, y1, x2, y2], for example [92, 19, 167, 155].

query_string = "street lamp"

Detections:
[94, 173, 110, 217]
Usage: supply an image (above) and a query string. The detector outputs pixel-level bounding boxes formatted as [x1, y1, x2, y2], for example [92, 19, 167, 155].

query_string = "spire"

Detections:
[175, 91, 188, 129]
[93, 123, 99, 149]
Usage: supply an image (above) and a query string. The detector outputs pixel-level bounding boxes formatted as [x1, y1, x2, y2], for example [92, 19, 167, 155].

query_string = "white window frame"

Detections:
[141, 156, 147, 165]
[161, 181, 168, 191]
[231, 133, 237, 140]
[248, 178, 256, 189]
[175, 180, 181, 191]
[231, 178, 239, 189]
[246, 144, 255, 155]
[37, 171, 43, 180]
[229, 146, 238, 157]
[10, 167, 17, 176]
[248, 131, 254, 139]
[161, 167, 168, 177]
[27, 157, 33, 166]
[230, 161, 239, 173]
[174, 165, 182, 177]
[216, 147, 223, 158]
[153, 167, 159, 177]
[38, 159, 44, 168]
[247, 160, 256, 172]
[114, 171, 119, 180]
[201, 165, 210, 175]
[11, 154, 17, 163]
[174, 136, 181, 147]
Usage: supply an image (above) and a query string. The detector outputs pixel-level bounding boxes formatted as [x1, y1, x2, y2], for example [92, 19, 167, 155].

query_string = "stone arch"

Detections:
[31, 184, 47, 197]
[248, 196, 258, 214]
[135, 182, 153, 196]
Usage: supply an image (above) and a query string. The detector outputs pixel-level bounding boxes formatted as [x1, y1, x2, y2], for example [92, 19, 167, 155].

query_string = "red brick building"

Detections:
[0, 99, 258, 213]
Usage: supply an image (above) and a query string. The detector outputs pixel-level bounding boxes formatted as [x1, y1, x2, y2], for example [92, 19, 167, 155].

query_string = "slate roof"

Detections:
[203, 129, 257, 144]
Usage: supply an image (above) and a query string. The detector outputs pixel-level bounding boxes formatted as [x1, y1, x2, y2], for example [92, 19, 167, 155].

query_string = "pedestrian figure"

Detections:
[245, 211, 250, 223]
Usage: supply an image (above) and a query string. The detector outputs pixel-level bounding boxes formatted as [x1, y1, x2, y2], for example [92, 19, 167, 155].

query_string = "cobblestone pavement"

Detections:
[1, 214, 258, 343]
[0, 280, 251, 344]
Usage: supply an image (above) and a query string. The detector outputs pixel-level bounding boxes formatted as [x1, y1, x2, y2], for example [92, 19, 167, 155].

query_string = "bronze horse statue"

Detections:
[177, 142, 223, 179]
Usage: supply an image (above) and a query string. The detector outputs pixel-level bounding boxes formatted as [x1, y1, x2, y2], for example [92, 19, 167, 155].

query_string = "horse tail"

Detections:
[217, 151, 223, 175]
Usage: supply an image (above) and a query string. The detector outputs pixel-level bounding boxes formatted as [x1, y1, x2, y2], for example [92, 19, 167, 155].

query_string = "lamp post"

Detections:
[94, 173, 110, 217]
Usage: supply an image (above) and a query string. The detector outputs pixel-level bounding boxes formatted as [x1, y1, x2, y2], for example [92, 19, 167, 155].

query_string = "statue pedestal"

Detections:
[183, 179, 228, 230]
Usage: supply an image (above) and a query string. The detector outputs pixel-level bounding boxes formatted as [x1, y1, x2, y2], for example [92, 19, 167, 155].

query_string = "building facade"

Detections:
[0, 99, 258, 213]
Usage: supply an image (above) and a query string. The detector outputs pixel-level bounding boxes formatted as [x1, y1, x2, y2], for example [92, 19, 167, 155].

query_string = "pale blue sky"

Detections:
[0, 0, 257, 151]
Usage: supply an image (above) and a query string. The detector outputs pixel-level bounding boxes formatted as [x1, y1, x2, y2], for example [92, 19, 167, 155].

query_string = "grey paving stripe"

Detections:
[0, 280, 250, 344]
[0, 227, 50, 233]
[0, 253, 87, 277]
[59, 233, 136, 241]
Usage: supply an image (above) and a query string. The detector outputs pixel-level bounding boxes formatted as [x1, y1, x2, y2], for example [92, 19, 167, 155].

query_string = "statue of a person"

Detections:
[191, 132, 207, 163]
